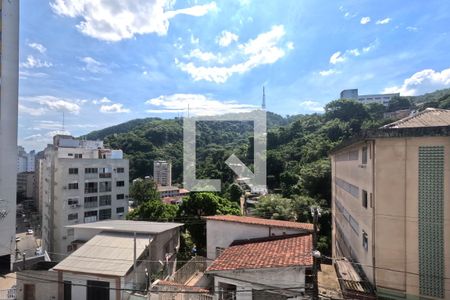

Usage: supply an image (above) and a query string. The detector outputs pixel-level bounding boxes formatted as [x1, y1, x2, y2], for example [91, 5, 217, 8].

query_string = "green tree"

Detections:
[227, 183, 243, 203]
[254, 194, 296, 221]
[365, 102, 386, 119]
[324, 99, 369, 123]
[129, 178, 159, 206]
[387, 96, 412, 112]
[177, 192, 240, 255]
[127, 200, 178, 222]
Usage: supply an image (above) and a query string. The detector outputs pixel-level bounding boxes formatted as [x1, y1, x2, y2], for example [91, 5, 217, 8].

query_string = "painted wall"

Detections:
[206, 220, 308, 260]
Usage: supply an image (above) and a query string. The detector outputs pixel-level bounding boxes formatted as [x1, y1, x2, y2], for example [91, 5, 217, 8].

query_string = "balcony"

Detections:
[84, 201, 98, 209]
[84, 188, 98, 194]
[99, 173, 112, 179]
[84, 216, 97, 223]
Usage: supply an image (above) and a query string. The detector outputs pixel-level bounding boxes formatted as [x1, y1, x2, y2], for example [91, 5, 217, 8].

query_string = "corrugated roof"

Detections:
[204, 215, 313, 231]
[66, 220, 183, 234]
[54, 232, 152, 277]
[382, 108, 450, 129]
[206, 234, 313, 272]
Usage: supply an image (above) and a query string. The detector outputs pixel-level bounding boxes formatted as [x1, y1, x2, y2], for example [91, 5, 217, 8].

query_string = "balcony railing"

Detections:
[84, 188, 98, 194]
[84, 201, 98, 209]
[84, 216, 97, 223]
[99, 173, 112, 178]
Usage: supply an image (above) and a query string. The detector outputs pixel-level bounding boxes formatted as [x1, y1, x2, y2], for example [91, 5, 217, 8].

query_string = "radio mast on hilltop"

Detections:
[262, 86, 266, 110]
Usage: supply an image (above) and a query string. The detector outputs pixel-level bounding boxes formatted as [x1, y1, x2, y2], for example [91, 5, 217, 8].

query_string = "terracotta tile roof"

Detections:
[204, 215, 313, 231]
[206, 234, 313, 272]
[382, 108, 450, 129]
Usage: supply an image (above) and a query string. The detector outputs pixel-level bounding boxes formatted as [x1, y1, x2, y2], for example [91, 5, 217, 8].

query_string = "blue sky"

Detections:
[19, 0, 450, 151]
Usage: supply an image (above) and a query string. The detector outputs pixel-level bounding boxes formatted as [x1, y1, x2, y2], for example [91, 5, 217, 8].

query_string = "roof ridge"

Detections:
[230, 232, 311, 246]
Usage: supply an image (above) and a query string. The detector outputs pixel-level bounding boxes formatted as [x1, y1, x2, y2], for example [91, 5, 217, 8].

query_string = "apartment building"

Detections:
[330, 108, 450, 299]
[40, 135, 129, 261]
[17, 146, 36, 173]
[0, 0, 19, 269]
[340, 88, 400, 106]
[154, 160, 172, 186]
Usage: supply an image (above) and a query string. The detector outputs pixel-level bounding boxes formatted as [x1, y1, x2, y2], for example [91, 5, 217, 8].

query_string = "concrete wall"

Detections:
[331, 141, 375, 283]
[206, 220, 305, 260]
[213, 267, 307, 300]
[62, 271, 120, 300]
[0, 0, 19, 260]
[332, 135, 450, 299]
[16, 270, 58, 300]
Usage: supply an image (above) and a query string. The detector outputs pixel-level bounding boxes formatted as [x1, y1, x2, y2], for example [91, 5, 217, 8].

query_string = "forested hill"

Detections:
[81, 88, 450, 195]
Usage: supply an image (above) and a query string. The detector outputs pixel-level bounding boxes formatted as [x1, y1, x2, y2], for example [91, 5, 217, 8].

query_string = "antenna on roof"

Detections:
[262, 86, 266, 110]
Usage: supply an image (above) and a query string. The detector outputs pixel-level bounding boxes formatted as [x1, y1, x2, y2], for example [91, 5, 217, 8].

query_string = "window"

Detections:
[99, 195, 111, 206]
[116, 194, 125, 200]
[87, 280, 109, 300]
[99, 167, 112, 178]
[68, 183, 78, 190]
[362, 231, 368, 251]
[99, 209, 112, 220]
[85, 182, 98, 193]
[68, 168, 78, 175]
[116, 207, 125, 214]
[216, 247, 225, 257]
[84, 211, 97, 218]
[117, 167, 125, 173]
[68, 198, 79, 206]
[362, 190, 368, 208]
[362, 146, 368, 164]
[85, 168, 98, 174]
[68, 213, 78, 221]
[84, 196, 98, 208]
[68, 153, 73, 157]
[64, 281, 72, 300]
[116, 181, 125, 187]
[74, 153, 82, 159]
[99, 181, 112, 192]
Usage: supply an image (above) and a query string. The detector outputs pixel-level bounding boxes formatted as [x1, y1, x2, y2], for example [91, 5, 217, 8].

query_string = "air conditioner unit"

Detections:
[70, 204, 78, 209]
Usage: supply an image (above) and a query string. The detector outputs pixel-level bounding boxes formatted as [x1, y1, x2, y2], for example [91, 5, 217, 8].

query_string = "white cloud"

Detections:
[47, 130, 71, 138]
[92, 97, 112, 105]
[360, 17, 371, 25]
[319, 69, 339, 77]
[28, 42, 47, 53]
[19, 71, 48, 79]
[19, 104, 47, 116]
[99, 103, 130, 113]
[190, 34, 199, 45]
[329, 51, 346, 65]
[286, 41, 295, 50]
[406, 26, 418, 32]
[176, 25, 292, 83]
[50, 0, 217, 42]
[24, 134, 43, 141]
[20, 95, 82, 114]
[383, 68, 450, 96]
[376, 18, 391, 25]
[21, 55, 52, 68]
[299, 101, 324, 112]
[329, 41, 376, 65]
[81, 57, 109, 73]
[185, 49, 220, 62]
[146, 93, 257, 116]
[216, 31, 239, 47]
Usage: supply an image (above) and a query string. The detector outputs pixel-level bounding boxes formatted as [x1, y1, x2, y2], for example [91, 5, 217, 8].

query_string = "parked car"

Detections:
[15, 237, 21, 242]
[26, 229, 33, 235]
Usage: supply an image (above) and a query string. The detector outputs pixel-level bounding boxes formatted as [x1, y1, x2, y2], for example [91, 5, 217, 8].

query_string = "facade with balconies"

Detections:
[39, 135, 129, 261]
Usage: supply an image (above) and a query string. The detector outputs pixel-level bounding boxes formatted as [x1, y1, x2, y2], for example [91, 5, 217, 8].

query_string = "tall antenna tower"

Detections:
[262, 86, 266, 110]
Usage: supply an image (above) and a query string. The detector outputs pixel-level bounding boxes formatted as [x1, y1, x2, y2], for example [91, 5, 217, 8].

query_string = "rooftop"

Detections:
[206, 234, 313, 272]
[66, 220, 183, 234]
[54, 232, 151, 277]
[204, 215, 313, 231]
[382, 108, 450, 129]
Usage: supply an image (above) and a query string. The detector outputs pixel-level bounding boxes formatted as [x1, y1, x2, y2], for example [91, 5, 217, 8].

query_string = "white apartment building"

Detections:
[40, 135, 129, 261]
[17, 146, 36, 173]
[340, 89, 400, 106]
[0, 0, 19, 268]
[154, 160, 172, 186]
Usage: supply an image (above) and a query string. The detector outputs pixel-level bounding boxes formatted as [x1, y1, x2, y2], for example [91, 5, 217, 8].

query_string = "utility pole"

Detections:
[134, 232, 137, 289]
[311, 206, 321, 300]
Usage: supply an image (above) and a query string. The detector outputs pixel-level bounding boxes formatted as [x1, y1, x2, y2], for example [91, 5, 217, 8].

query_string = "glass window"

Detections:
[99, 181, 112, 192]
[68, 213, 78, 221]
[84, 196, 98, 208]
[99, 209, 112, 220]
[84, 182, 98, 193]
[362, 231, 368, 251]
[117, 167, 125, 173]
[116, 181, 125, 187]
[362, 146, 368, 164]
[74, 153, 82, 159]
[68, 183, 78, 190]
[362, 190, 368, 208]
[99, 195, 111, 206]
[68, 168, 78, 175]
[85, 168, 98, 174]
[116, 207, 125, 214]
[116, 194, 125, 200]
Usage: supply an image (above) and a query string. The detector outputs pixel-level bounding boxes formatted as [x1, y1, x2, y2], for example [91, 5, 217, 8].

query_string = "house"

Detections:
[206, 234, 313, 300]
[51, 220, 183, 300]
[330, 108, 450, 299]
[204, 215, 313, 260]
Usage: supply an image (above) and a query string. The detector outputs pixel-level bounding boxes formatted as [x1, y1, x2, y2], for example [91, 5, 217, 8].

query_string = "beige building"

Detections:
[40, 135, 129, 260]
[330, 108, 450, 299]
[154, 160, 172, 186]
[0, 0, 19, 267]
